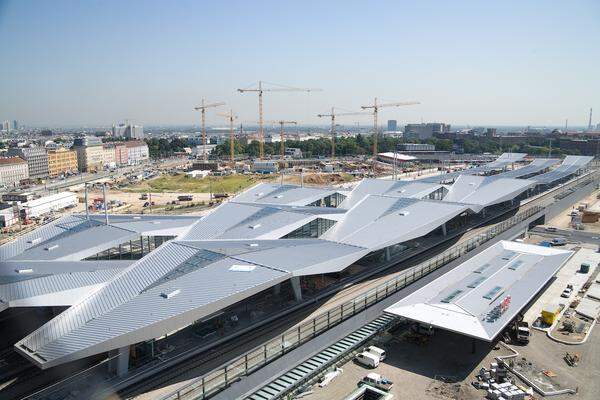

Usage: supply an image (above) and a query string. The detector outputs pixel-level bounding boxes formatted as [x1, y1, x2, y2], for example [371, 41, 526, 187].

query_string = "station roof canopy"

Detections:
[2, 152, 585, 369]
[531, 156, 593, 185]
[384, 241, 573, 341]
[495, 158, 560, 179]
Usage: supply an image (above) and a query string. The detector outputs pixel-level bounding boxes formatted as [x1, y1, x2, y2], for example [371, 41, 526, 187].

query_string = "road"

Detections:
[529, 226, 600, 245]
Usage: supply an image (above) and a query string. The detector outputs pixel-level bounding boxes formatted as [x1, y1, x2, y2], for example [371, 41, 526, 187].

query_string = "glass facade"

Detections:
[84, 235, 175, 260]
[282, 218, 336, 239]
[306, 192, 346, 208]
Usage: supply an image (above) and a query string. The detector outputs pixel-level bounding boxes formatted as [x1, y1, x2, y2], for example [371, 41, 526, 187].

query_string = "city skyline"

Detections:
[1, 0, 599, 127]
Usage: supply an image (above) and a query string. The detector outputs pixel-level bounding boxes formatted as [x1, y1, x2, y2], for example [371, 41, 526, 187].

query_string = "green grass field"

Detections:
[125, 174, 272, 194]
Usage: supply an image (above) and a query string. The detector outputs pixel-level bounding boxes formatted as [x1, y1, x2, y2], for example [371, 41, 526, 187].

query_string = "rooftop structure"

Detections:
[385, 241, 573, 341]
[0, 152, 591, 370]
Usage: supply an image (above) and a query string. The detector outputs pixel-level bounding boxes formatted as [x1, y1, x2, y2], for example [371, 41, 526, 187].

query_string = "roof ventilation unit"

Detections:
[45, 245, 59, 251]
[160, 289, 180, 299]
[27, 238, 42, 245]
[15, 268, 34, 274]
[398, 211, 410, 216]
[249, 224, 262, 229]
[229, 264, 256, 272]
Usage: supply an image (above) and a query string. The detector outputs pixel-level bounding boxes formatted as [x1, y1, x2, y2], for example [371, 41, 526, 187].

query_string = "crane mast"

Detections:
[361, 98, 419, 156]
[238, 81, 321, 159]
[194, 99, 226, 161]
[217, 110, 238, 165]
[317, 108, 370, 159]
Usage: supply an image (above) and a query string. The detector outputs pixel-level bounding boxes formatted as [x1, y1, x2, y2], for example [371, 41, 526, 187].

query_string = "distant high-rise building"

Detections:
[403, 123, 450, 139]
[11, 120, 18, 130]
[112, 123, 144, 139]
[387, 120, 397, 132]
[2, 121, 10, 132]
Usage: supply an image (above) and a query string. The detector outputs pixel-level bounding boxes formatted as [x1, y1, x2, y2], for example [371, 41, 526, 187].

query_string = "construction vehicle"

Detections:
[514, 321, 530, 344]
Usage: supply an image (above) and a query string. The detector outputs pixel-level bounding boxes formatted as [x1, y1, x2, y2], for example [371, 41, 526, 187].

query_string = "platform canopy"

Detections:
[2, 152, 581, 369]
[385, 241, 573, 341]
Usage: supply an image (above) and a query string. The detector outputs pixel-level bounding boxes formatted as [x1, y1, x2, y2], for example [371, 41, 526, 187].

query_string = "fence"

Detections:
[162, 204, 544, 400]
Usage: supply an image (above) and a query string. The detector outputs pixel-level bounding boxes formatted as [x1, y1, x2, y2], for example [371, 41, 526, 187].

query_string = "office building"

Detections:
[387, 120, 397, 132]
[0, 157, 29, 186]
[124, 140, 149, 164]
[73, 136, 104, 172]
[1, 121, 10, 132]
[404, 123, 451, 139]
[113, 124, 144, 139]
[47, 148, 78, 177]
[7, 146, 49, 180]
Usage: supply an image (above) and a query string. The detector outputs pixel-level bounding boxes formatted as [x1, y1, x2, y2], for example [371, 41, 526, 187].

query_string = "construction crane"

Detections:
[361, 98, 419, 156]
[194, 99, 226, 161]
[237, 81, 321, 159]
[217, 110, 238, 164]
[317, 108, 370, 159]
[266, 120, 297, 159]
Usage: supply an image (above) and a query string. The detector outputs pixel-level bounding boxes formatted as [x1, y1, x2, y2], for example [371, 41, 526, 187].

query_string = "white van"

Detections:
[354, 351, 379, 368]
[365, 346, 386, 361]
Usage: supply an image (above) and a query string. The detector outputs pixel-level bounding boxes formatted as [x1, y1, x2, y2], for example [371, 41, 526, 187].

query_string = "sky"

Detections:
[0, 0, 599, 128]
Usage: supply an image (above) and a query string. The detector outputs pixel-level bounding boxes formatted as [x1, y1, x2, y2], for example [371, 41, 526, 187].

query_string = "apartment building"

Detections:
[73, 136, 104, 172]
[7, 146, 49, 179]
[0, 157, 29, 187]
[47, 148, 78, 177]
[102, 144, 117, 167]
[124, 141, 149, 164]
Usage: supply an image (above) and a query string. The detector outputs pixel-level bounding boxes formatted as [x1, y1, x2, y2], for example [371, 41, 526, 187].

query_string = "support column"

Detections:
[273, 283, 281, 295]
[108, 346, 130, 377]
[384, 247, 391, 261]
[441, 223, 447, 236]
[290, 276, 302, 302]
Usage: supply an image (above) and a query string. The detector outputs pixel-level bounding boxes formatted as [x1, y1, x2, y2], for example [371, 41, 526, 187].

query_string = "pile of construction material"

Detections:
[473, 362, 528, 400]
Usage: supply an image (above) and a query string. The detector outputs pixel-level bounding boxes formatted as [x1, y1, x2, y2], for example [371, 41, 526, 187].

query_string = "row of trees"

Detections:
[138, 135, 576, 160]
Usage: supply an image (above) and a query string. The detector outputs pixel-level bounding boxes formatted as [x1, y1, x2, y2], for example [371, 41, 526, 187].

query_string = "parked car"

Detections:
[358, 373, 394, 391]
[552, 237, 567, 246]
[544, 226, 558, 232]
[364, 346, 386, 361]
[561, 285, 573, 298]
[354, 352, 379, 368]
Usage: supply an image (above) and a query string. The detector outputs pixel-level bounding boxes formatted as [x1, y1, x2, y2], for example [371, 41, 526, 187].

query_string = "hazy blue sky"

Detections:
[1, 0, 599, 128]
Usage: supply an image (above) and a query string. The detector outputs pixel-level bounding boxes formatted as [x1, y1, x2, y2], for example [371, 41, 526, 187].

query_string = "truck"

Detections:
[514, 321, 530, 344]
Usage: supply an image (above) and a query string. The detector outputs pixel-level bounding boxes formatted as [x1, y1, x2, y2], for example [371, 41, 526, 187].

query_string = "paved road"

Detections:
[530, 226, 600, 245]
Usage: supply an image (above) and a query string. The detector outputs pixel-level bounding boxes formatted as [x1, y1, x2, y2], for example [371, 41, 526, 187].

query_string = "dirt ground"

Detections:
[309, 320, 600, 400]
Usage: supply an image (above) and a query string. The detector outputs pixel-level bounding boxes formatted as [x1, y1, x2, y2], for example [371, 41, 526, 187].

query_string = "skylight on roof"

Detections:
[28, 238, 42, 245]
[249, 224, 262, 229]
[441, 289, 463, 303]
[483, 286, 503, 300]
[508, 260, 524, 270]
[474, 263, 491, 274]
[467, 276, 486, 288]
[45, 245, 59, 251]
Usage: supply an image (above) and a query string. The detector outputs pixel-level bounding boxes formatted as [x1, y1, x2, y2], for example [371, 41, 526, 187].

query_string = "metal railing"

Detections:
[162, 204, 544, 400]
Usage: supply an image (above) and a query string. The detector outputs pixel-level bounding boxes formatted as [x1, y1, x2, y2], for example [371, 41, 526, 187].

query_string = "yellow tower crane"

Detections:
[217, 110, 238, 165]
[194, 99, 226, 161]
[317, 108, 371, 159]
[266, 120, 297, 160]
[361, 98, 419, 156]
[237, 81, 321, 159]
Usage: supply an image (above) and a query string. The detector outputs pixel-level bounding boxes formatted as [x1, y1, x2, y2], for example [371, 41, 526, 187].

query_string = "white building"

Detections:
[18, 192, 77, 219]
[124, 141, 149, 164]
[0, 157, 29, 187]
[0, 206, 17, 228]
